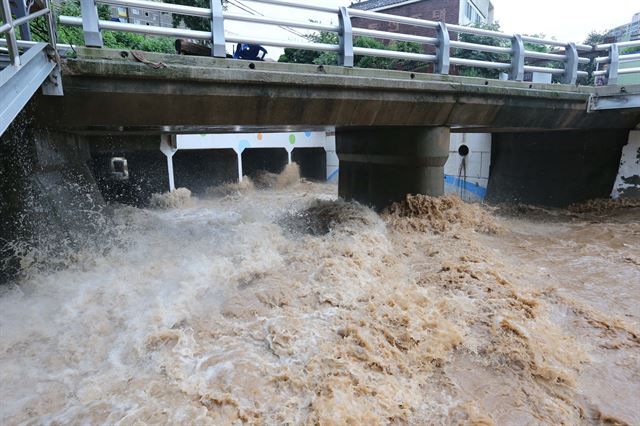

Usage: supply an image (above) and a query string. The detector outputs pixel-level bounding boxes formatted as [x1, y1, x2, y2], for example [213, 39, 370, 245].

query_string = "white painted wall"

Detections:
[611, 130, 640, 199]
[444, 133, 492, 201]
[325, 132, 339, 182]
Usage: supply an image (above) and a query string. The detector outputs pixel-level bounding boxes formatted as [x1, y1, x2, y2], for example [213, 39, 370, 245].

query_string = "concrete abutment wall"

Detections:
[0, 116, 106, 282]
[611, 130, 640, 199]
[486, 129, 629, 206]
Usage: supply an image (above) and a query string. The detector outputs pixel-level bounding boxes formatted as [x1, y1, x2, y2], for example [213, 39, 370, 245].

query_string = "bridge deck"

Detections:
[33, 48, 640, 134]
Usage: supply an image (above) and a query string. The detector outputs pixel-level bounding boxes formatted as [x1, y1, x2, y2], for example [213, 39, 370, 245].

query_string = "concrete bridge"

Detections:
[23, 47, 638, 209]
[2, 0, 640, 283]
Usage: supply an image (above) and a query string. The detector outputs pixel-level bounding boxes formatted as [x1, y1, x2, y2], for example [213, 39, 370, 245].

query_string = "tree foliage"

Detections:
[164, 0, 227, 32]
[454, 23, 512, 79]
[49, 0, 175, 53]
[278, 31, 424, 71]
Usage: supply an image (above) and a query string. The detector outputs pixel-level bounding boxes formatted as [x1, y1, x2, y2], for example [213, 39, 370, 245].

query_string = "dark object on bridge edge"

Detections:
[233, 43, 267, 61]
[175, 39, 214, 57]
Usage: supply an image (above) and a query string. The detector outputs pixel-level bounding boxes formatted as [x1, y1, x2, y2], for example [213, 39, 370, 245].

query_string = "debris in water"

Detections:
[384, 193, 499, 234]
[149, 187, 193, 209]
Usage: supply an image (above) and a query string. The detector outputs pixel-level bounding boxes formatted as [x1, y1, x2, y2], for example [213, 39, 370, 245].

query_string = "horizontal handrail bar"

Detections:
[12, 7, 50, 27]
[619, 67, 640, 75]
[352, 27, 437, 45]
[100, 0, 340, 33]
[348, 8, 439, 29]
[0, 22, 9, 34]
[226, 34, 340, 52]
[523, 65, 564, 75]
[99, 0, 210, 17]
[60, 15, 211, 39]
[445, 23, 511, 39]
[450, 57, 511, 70]
[60, 15, 343, 52]
[353, 46, 436, 62]
[596, 52, 640, 64]
[243, 0, 339, 14]
[224, 12, 339, 33]
[521, 35, 591, 51]
[595, 40, 640, 50]
[450, 40, 511, 54]
[523, 50, 590, 64]
[597, 66, 640, 76]
[0, 37, 72, 49]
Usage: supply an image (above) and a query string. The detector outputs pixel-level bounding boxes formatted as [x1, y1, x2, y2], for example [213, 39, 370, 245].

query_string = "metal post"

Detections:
[80, 0, 103, 48]
[510, 34, 525, 81]
[43, 0, 58, 57]
[561, 42, 578, 84]
[606, 44, 619, 86]
[237, 153, 243, 182]
[166, 155, 176, 191]
[435, 21, 450, 74]
[12, 0, 31, 41]
[210, 0, 226, 57]
[1, 0, 20, 66]
[338, 6, 353, 67]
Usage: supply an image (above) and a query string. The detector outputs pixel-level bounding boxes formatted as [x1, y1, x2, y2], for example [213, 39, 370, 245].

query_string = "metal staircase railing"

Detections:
[0, 0, 62, 136]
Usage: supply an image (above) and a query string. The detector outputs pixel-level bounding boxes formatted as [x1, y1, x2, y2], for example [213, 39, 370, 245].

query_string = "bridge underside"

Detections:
[32, 48, 640, 134]
[10, 48, 639, 215]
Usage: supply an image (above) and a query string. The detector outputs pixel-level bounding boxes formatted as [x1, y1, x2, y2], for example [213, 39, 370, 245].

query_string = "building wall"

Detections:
[458, 0, 493, 26]
[606, 12, 640, 42]
[110, 6, 173, 27]
[350, 0, 462, 42]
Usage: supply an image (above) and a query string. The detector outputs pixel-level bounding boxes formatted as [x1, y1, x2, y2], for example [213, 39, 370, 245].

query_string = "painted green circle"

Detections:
[289, 134, 296, 145]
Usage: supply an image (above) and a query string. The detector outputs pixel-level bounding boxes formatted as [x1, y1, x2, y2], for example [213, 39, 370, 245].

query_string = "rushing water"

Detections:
[1, 174, 638, 425]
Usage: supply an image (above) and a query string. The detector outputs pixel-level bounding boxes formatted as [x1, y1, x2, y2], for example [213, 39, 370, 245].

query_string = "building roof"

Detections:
[349, 0, 418, 11]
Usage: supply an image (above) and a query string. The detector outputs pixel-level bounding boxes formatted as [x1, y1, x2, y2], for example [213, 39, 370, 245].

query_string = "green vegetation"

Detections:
[48, 0, 175, 53]
[278, 31, 425, 71]
[164, 0, 227, 32]
[454, 23, 509, 79]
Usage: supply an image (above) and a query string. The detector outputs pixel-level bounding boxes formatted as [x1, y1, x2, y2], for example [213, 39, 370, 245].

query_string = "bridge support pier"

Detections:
[336, 126, 450, 210]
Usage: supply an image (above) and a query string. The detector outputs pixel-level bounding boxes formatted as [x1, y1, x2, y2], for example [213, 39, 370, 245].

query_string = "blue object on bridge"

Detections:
[233, 43, 268, 61]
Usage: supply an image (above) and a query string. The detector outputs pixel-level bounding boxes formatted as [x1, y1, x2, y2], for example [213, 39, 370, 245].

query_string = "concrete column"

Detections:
[337, 126, 450, 210]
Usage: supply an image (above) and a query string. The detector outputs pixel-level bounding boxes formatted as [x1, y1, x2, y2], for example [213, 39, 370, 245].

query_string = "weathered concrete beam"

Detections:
[31, 48, 640, 134]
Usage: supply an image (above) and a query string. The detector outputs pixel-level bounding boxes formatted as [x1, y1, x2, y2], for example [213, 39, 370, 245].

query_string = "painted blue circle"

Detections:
[304, 131, 312, 137]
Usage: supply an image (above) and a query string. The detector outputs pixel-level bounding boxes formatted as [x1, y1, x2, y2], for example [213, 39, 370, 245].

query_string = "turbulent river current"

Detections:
[1, 169, 639, 425]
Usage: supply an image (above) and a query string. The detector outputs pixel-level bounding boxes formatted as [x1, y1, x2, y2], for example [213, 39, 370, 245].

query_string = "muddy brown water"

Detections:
[1, 180, 638, 425]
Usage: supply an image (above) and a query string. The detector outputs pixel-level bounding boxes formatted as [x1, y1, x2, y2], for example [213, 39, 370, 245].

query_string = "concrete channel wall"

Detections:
[612, 130, 640, 199]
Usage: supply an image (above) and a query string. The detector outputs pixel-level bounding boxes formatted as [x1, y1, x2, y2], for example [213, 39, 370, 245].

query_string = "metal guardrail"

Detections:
[592, 40, 640, 85]
[43, 0, 640, 86]
[1, 0, 59, 66]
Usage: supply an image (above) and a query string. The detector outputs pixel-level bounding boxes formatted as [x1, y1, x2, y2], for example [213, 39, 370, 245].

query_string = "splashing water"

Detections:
[149, 188, 194, 209]
[0, 182, 638, 425]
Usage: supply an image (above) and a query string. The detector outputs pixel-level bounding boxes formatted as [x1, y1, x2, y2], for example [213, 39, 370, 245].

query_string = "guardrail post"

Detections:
[210, 0, 226, 57]
[80, 0, 103, 47]
[561, 42, 578, 84]
[509, 34, 524, 81]
[435, 22, 450, 74]
[1, 0, 20, 66]
[338, 6, 353, 67]
[606, 44, 619, 85]
[13, 0, 32, 41]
